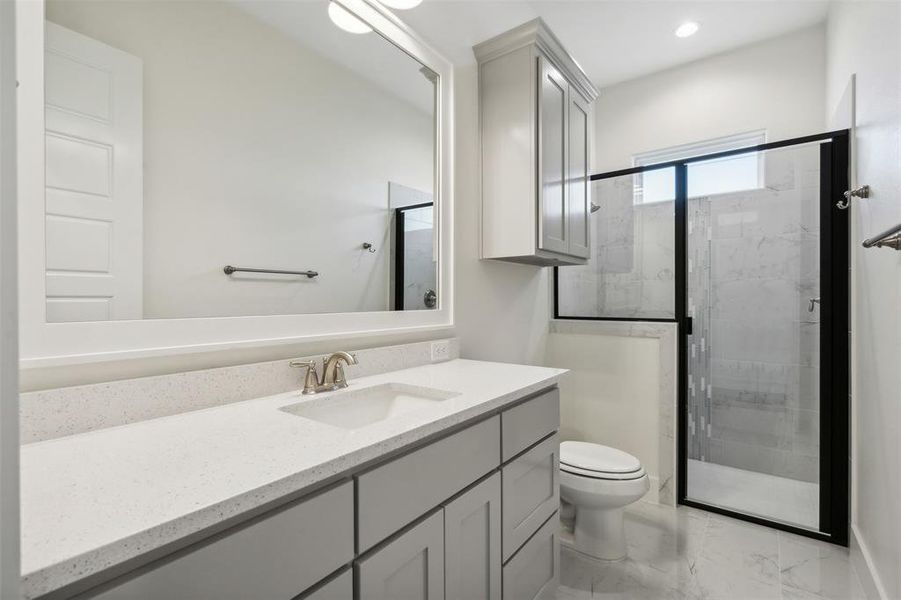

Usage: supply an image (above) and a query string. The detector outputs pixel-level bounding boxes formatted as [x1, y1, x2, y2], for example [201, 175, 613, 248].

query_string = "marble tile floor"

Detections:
[687, 459, 819, 530]
[557, 501, 865, 600]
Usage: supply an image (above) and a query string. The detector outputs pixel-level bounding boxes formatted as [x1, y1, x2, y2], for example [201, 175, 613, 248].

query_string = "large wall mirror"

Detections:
[44, 0, 437, 321]
[17, 0, 453, 365]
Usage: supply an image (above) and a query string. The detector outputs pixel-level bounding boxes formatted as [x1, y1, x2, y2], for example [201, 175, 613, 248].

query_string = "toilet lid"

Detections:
[560, 441, 642, 474]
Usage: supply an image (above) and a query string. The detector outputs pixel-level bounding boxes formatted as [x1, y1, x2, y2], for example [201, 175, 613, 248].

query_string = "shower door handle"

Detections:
[808, 297, 820, 312]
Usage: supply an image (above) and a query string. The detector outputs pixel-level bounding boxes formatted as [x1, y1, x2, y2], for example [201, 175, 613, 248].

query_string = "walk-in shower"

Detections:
[555, 131, 850, 544]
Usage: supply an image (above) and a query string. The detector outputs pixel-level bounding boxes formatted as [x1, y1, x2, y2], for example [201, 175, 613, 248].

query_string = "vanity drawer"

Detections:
[357, 416, 500, 552]
[83, 481, 354, 600]
[501, 388, 559, 461]
[502, 512, 559, 600]
[501, 433, 559, 561]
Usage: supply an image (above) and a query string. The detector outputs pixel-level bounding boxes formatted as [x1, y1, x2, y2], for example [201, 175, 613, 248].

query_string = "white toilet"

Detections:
[559, 441, 649, 561]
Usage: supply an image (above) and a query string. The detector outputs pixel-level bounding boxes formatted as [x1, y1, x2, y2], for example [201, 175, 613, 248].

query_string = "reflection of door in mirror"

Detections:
[44, 22, 143, 323]
[390, 183, 436, 311]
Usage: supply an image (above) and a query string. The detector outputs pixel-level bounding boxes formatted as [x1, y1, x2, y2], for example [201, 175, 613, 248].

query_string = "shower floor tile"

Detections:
[686, 459, 818, 529]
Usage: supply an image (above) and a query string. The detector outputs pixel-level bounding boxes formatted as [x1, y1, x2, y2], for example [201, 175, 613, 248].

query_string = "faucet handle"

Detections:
[289, 359, 320, 395]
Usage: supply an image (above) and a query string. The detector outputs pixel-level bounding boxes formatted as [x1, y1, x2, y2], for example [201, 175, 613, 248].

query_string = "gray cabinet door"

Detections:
[501, 434, 559, 561]
[502, 512, 559, 600]
[357, 511, 445, 600]
[566, 90, 591, 258]
[537, 54, 569, 255]
[444, 474, 501, 600]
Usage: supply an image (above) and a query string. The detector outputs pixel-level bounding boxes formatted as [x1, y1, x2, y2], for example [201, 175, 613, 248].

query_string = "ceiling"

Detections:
[398, 0, 830, 88]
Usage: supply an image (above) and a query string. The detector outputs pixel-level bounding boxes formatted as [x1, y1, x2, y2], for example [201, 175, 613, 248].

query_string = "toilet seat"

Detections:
[560, 441, 645, 481]
[560, 462, 646, 480]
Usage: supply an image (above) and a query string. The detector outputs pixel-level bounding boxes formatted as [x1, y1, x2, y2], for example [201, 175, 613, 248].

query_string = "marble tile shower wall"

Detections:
[402, 227, 437, 310]
[556, 176, 675, 319]
[691, 146, 821, 483]
[596, 182, 675, 318]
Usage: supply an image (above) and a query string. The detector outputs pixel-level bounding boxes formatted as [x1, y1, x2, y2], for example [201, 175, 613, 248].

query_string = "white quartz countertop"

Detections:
[20, 359, 565, 599]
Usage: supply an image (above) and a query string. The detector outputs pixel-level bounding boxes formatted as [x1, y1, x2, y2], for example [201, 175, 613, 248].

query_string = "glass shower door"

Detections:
[683, 141, 836, 531]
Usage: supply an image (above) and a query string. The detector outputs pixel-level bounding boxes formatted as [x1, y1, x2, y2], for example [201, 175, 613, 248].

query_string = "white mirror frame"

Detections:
[16, 0, 454, 369]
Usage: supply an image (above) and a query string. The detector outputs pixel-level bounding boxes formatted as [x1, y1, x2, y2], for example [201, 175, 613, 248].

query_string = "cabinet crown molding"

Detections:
[472, 17, 599, 102]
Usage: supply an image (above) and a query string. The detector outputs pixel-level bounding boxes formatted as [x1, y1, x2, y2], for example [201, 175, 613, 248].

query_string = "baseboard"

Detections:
[851, 523, 889, 600]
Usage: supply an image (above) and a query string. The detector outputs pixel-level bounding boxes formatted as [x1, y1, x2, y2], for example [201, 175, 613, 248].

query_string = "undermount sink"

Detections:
[280, 383, 460, 430]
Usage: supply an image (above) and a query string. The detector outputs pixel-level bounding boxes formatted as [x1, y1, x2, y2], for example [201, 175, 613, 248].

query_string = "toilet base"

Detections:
[573, 506, 627, 561]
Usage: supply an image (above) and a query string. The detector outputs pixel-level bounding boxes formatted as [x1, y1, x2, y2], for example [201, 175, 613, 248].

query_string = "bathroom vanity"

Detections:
[20, 359, 565, 600]
[12, 1, 575, 597]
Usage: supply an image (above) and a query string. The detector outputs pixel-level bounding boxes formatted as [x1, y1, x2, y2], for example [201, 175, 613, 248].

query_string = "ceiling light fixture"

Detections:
[379, 0, 423, 8]
[675, 21, 699, 38]
[328, 2, 373, 34]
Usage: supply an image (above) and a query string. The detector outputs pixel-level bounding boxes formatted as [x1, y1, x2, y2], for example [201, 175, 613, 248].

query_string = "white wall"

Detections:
[594, 25, 826, 172]
[46, 0, 434, 319]
[0, 0, 20, 596]
[826, 3, 901, 598]
[453, 63, 550, 365]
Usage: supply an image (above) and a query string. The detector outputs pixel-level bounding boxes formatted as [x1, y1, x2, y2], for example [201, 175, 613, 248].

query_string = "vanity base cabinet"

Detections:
[356, 511, 445, 600]
[444, 473, 502, 600]
[71, 388, 560, 600]
[502, 513, 560, 600]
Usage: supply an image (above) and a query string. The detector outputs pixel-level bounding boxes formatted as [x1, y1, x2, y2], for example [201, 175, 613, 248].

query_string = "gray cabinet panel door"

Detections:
[444, 473, 502, 600]
[537, 53, 569, 255]
[501, 434, 559, 561]
[357, 416, 500, 552]
[84, 481, 354, 600]
[300, 569, 352, 600]
[502, 512, 559, 600]
[501, 388, 559, 461]
[357, 511, 445, 600]
[566, 91, 591, 258]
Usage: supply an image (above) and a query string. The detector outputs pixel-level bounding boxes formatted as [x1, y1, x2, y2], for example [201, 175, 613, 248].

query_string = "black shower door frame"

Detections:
[393, 201, 434, 310]
[553, 129, 850, 545]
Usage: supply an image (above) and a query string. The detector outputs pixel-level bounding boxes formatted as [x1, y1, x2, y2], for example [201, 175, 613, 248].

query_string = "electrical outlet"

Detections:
[430, 340, 450, 362]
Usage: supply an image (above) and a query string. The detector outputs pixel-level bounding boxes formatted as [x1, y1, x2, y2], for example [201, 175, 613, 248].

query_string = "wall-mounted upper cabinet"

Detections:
[475, 19, 599, 266]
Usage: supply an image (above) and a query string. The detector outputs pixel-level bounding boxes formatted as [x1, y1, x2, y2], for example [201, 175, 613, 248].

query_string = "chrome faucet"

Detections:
[322, 351, 357, 389]
[290, 351, 358, 395]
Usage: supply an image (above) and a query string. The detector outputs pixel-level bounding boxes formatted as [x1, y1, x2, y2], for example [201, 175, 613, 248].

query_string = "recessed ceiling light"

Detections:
[380, 0, 423, 8]
[675, 21, 700, 38]
[328, 2, 373, 34]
